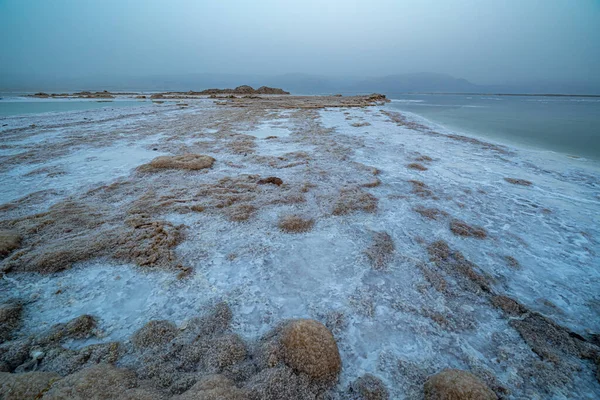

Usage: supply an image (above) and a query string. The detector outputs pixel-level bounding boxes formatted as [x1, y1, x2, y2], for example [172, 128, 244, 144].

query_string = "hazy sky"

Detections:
[1, 0, 599, 85]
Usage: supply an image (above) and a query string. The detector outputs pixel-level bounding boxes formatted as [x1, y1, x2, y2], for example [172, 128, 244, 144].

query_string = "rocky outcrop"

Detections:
[0, 231, 22, 258]
[140, 154, 216, 171]
[255, 86, 289, 95]
[72, 91, 115, 99]
[424, 369, 497, 400]
[186, 86, 290, 96]
[0, 302, 23, 343]
[258, 319, 342, 386]
[349, 374, 390, 400]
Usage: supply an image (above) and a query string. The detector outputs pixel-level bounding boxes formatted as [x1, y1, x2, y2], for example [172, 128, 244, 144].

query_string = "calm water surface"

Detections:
[386, 94, 600, 160]
[0, 97, 151, 117]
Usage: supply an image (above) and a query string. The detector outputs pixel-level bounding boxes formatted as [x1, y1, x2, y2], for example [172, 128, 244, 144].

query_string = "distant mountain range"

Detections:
[2, 72, 598, 96]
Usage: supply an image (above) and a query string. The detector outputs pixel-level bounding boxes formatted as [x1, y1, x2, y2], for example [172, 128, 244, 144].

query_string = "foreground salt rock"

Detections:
[143, 154, 216, 171]
[42, 364, 138, 399]
[0, 231, 21, 258]
[0, 371, 60, 400]
[174, 374, 248, 400]
[0, 301, 22, 343]
[349, 373, 390, 400]
[0, 303, 347, 398]
[277, 319, 342, 385]
[131, 320, 177, 349]
[424, 369, 497, 400]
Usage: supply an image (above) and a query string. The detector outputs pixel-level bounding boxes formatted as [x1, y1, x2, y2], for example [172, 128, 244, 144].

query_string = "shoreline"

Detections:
[3, 90, 598, 163]
[387, 106, 600, 167]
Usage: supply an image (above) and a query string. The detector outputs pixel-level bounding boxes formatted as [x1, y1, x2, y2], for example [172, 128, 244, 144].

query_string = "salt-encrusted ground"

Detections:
[1, 96, 599, 399]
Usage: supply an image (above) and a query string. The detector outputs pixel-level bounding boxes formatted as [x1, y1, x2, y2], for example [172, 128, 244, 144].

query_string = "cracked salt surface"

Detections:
[1, 102, 599, 398]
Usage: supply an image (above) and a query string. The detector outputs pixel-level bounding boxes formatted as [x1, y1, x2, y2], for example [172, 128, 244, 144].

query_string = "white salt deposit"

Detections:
[1, 101, 599, 398]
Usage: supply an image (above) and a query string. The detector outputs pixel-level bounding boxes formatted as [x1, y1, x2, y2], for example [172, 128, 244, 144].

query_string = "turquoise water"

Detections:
[0, 98, 151, 117]
[386, 94, 600, 160]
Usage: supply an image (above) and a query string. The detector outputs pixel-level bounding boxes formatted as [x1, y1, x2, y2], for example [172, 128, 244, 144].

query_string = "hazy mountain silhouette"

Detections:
[2, 72, 598, 95]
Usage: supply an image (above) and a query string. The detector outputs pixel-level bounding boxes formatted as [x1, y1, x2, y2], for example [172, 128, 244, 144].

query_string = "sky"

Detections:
[0, 0, 599, 86]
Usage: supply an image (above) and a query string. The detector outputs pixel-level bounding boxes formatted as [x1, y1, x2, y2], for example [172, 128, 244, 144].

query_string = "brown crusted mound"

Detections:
[1, 204, 185, 274]
[504, 178, 532, 186]
[449, 219, 487, 239]
[350, 373, 390, 400]
[491, 295, 599, 364]
[490, 296, 527, 317]
[351, 122, 371, 127]
[364, 232, 395, 270]
[332, 188, 378, 215]
[175, 375, 249, 400]
[414, 155, 433, 162]
[0, 302, 22, 343]
[144, 154, 215, 171]
[114, 216, 186, 268]
[424, 369, 497, 400]
[245, 366, 317, 400]
[0, 200, 177, 273]
[278, 215, 315, 233]
[414, 207, 448, 220]
[131, 320, 177, 349]
[408, 180, 436, 199]
[42, 314, 97, 343]
[427, 240, 491, 293]
[257, 177, 283, 186]
[280, 319, 341, 385]
[36, 341, 123, 376]
[0, 371, 60, 400]
[43, 364, 138, 399]
[0, 231, 21, 258]
[407, 163, 428, 171]
[224, 204, 257, 222]
[205, 333, 248, 370]
[504, 255, 521, 269]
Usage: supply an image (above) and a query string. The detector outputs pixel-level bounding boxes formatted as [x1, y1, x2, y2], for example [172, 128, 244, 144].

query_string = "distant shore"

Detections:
[409, 92, 600, 98]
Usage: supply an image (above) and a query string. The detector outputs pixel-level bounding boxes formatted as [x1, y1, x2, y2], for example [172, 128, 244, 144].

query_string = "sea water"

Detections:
[386, 94, 600, 160]
[0, 96, 152, 117]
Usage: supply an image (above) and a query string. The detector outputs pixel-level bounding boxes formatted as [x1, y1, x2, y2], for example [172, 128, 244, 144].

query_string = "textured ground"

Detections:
[0, 94, 599, 399]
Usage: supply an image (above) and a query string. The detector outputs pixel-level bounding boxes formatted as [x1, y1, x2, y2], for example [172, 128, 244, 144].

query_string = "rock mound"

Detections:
[131, 320, 177, 349]
[245, 366, 316, 400]
[278, 215, 315, 233]
[255, 86, 290, 95]
[424, 369, 497, 400]
[0, 371, 60, 400]
[0, 302, 22, 343]
[198, 86, 290, 95]
[449, 219, 487, 239]
[233, 85, 255, 94]
[332, 187, 378, 215]
[257, 176, 283, 186]
[364, 231, 395, 270]
[350, 373, 390, 400]
[0, 231, 22, 258]
[278, 319, 341, 385]
[42, 314, 97, 343]
[144, 154, 216, 171]
[175, 375, 248, 400]
[43, 363, 138, 399]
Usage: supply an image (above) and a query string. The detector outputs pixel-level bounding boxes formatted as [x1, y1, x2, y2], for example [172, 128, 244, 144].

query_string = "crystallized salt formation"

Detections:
[0, 95, 599, 398]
